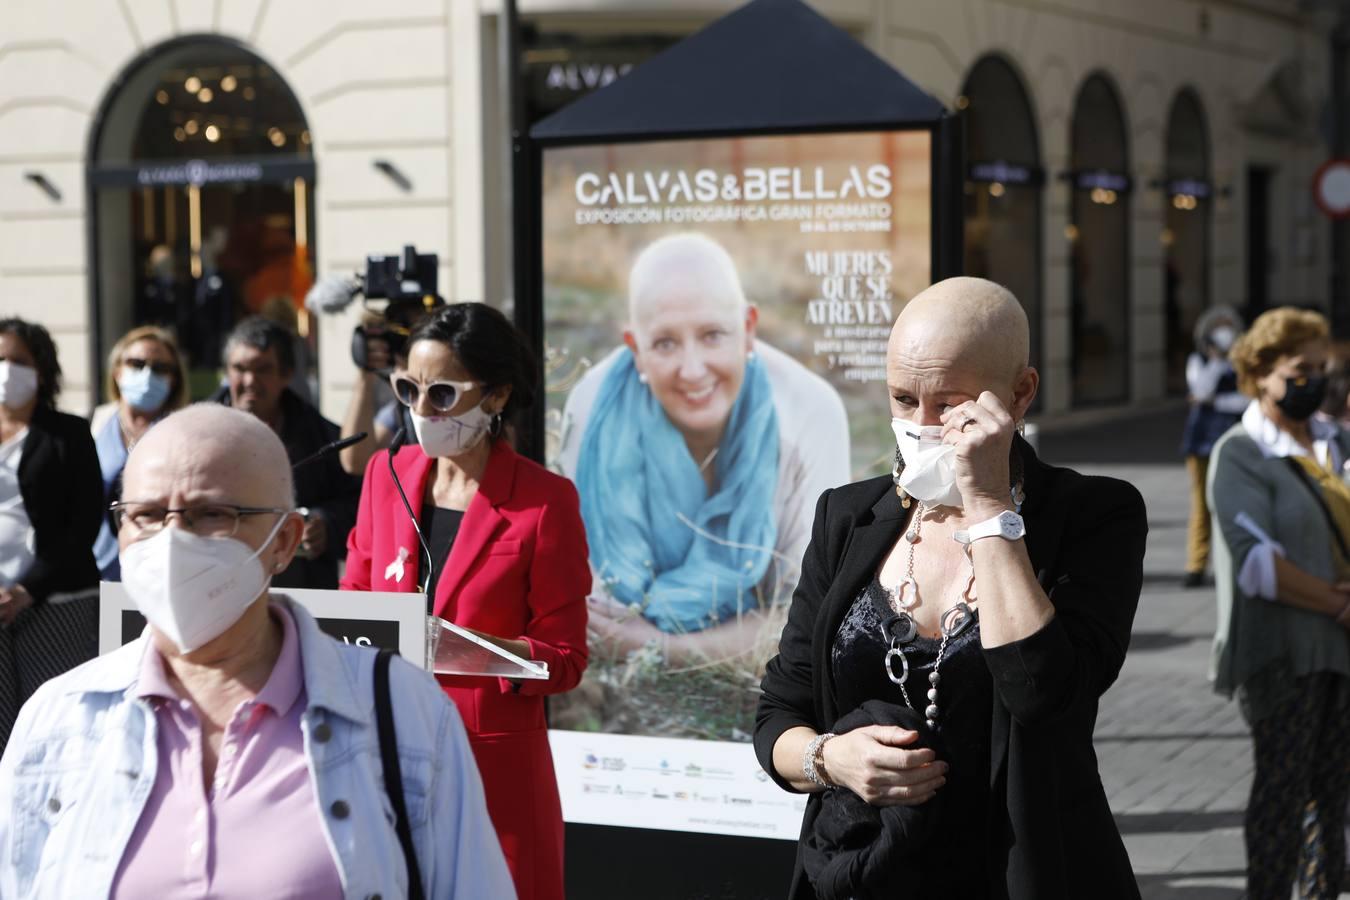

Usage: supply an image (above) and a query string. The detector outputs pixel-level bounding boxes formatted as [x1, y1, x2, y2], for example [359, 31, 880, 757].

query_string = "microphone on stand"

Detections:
[387, 427, 437, 597]
[292, 432, 368, 470]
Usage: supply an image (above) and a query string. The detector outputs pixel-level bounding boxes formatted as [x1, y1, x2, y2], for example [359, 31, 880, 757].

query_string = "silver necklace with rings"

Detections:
[881, 501, 977, 730]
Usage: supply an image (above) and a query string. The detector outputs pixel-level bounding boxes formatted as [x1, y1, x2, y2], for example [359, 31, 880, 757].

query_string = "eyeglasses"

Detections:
[111, 501, 288, 539]
[389, 373, 479, 413]
[122, 357, 175, 377]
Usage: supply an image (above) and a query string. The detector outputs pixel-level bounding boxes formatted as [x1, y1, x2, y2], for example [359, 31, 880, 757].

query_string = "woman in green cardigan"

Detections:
[1208, 306, 1350, 900]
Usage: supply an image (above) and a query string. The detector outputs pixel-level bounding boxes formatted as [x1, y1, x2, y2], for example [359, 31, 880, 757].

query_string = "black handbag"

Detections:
[374, 648, 426, 900]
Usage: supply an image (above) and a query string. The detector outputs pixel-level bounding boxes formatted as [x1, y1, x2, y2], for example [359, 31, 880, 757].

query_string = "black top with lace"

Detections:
[831, 577, 993, 897]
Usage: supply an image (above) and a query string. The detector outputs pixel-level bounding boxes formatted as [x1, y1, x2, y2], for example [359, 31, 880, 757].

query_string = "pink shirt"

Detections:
[110, 605, 344, 899]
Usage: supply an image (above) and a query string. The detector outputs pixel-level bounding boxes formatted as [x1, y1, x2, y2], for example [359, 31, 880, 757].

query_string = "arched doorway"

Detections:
[88, 37, 315, 400]
[1068, 73, 1131, 406]
[961, 55, 1044, 378]
[1162, 89, 1212, 394]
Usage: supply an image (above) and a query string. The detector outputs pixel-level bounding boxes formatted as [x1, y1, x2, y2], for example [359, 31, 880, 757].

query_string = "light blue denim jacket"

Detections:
[0, 596, 516, 900]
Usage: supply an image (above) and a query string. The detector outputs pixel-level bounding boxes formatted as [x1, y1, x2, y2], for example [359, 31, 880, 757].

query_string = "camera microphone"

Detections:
[305, 273, 362, 314]
[386, 427, 437, 599]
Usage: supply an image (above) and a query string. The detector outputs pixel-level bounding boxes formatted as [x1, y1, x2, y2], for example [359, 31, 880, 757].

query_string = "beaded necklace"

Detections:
[881, 501, 976, 730]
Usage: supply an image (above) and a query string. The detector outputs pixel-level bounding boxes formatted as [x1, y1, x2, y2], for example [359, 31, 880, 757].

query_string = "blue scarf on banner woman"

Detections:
[577, 349, 780, 633]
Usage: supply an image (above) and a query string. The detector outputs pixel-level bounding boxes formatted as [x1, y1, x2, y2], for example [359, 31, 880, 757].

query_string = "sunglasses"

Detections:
[390, 373, 479, 413]
[122, 357, 175, 377]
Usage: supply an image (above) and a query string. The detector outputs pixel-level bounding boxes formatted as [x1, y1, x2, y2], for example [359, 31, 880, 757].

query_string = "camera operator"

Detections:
[339, 311, 419, 476]
[308, 245, 442, 475]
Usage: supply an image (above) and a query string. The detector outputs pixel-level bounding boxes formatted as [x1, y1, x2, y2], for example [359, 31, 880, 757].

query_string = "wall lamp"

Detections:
[372, 159, 413, 193]
[24, 172, 61, 202]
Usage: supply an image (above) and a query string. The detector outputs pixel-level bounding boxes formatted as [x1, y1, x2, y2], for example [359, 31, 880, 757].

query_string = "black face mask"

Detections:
[1276, 375, 1328, 422]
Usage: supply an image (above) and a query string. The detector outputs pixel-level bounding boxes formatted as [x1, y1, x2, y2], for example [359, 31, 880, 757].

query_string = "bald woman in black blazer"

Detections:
[754, 280, 1146, 900]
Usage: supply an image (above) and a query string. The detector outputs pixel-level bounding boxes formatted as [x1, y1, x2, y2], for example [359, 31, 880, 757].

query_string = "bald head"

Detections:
[124, 403, 294, 511]
[890, 278, 1030, 383]
[886, 278, 1037, 422]
[627, 232, 747, 333]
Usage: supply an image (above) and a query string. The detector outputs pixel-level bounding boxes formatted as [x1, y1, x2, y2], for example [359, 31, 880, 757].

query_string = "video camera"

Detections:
[305, 244, 445, 372]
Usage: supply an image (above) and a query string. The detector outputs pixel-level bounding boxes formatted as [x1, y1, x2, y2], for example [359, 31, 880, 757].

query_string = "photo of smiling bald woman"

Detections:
[557, 232, 850, 669]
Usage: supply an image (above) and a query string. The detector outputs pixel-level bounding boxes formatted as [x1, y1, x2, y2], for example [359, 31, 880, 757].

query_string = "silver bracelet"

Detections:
[803, 732, 836, 788]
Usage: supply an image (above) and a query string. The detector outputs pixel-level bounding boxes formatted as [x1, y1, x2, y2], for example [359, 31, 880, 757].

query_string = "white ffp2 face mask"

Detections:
[892, 419, 964, 508]
[411, 405, 493, 458]
[0, 361, 39, 409]
[119, 516, 286, 654]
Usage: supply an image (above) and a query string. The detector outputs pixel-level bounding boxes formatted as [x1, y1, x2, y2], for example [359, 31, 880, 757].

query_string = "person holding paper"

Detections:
[557, 231, 849, 664]
[0, 404, 514, 899]
[754, 278, 1146, 899]
[343, 302, 590, 900]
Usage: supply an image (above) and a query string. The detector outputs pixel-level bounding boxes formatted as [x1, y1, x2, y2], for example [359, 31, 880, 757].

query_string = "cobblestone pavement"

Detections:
[1041, 406, 1348, 900]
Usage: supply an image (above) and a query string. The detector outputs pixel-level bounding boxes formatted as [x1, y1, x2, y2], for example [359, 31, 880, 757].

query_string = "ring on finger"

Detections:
[960, 416, 977, 431]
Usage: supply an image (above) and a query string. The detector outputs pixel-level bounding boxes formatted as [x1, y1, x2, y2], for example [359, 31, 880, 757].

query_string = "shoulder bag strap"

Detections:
[1282, 457, 1350, 561]
[374, 648, 426, 900]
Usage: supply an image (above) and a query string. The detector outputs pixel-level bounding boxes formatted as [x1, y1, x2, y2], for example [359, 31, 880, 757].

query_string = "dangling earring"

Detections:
[489, 412, 504, 437]
[1016, 419, 1026, 436]
[638, 372, 650, 385]
[1009, 442, 1026, 512]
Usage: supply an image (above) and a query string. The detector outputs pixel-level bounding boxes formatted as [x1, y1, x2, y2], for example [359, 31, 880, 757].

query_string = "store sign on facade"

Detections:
[1164, 177, 1212, 200]
[1072, 169, 1133, 193]
[136, 158, 265, 186]
[89, 155, 313, 189]
[546, 62, 634, 93]
[968, 160, 1043, 186]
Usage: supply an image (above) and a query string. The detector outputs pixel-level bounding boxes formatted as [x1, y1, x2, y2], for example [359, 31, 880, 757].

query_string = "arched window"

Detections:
[89, 38, 314, 390]
[1162, 89, 1212, 394]
[961, 55, 1043, 376]
[1068, 73, 1131, 406]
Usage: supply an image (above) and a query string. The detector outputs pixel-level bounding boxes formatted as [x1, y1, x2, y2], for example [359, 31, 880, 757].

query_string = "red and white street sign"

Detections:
[1313, 158, 1350, 219]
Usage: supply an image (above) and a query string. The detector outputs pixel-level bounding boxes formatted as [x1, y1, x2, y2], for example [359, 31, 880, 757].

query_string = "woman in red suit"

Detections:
[342, 303, 589, 900]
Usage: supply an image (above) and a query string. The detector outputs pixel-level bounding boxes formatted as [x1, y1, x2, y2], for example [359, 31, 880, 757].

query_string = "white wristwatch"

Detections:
[954, 510, 1026, 545]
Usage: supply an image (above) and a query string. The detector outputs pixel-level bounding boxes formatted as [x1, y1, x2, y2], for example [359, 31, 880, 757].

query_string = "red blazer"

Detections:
[341, 439, 590, 733]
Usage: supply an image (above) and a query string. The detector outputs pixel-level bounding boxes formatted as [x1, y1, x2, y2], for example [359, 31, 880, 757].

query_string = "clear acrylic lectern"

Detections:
[425, 616, 549, 680]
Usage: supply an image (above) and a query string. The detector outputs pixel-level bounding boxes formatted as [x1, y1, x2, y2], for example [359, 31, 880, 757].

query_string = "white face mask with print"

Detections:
[891, 419, 964, 508]
[411, 405, 493, 458]
[0, 361, 39, 410]
[120, 516, 286, 654]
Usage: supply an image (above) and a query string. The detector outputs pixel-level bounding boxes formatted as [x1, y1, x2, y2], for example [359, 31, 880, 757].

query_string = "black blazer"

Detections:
[15, 405, 102, 602]
[754, 439, 1147, 900]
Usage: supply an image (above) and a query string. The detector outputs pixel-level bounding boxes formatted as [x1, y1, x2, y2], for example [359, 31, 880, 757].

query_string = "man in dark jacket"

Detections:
[213, 316, 360, 589]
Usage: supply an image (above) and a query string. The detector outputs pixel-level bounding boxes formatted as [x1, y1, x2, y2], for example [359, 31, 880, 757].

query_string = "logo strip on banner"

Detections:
[549, 731, 807, 840]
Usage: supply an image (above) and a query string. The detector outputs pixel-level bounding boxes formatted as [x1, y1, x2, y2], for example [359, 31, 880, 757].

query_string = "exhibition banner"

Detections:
[541, 129, 933, 838]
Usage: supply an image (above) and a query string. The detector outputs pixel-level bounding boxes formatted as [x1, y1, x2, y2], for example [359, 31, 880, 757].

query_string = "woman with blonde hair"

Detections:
[1208, 306, 1350, 900]
[90, 325, 189, 579]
